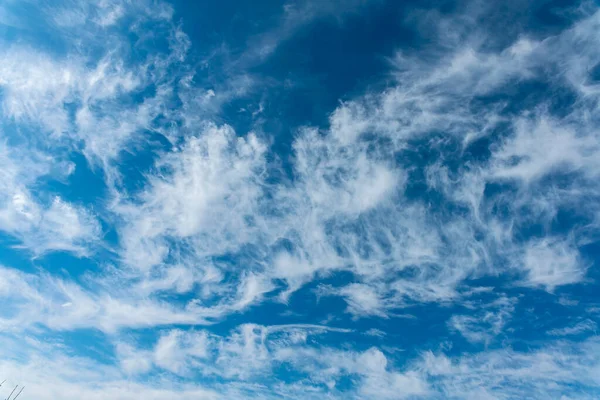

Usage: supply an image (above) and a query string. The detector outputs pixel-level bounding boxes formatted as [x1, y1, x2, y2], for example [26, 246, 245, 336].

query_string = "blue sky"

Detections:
[0, 0, 600, 398]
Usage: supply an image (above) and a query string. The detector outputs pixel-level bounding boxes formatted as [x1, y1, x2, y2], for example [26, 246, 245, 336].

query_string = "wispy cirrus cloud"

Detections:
[547, 319, 597, 337]
[0, 0, 599, 398]
[2, 326, 600, 399]
[449, 296, 516, 345]
[0, 143, 100, 255]
[419, 337, 600, 399]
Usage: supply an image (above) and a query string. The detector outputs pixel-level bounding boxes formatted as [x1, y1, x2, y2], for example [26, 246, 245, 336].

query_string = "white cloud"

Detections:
[0, 0, 189, 176]
[119, 124, 267, 258]
[548, 320, 597, 337]
[318, 283, 390, 318]
[0, 145, 100, 255]
[520, 238, 586, 291]
[0, 48, 139, 139]
[0, 333, 220, 400]
[364, 328, 387, 337]
[275, 344, 429, 398]
[0, 1, 599, 399]
[340, 283, 388, 318]
[153, 330, 210, 375]
[449, 296, 516, 345]
[558, 296, 579, 307]
[357, 348, 429, 399]
[115, 342, 153, 375]
[3, 0, 598, 326]
[490, 116, 600, 183]
[0, 265, 216, 333]
[115, 323, 363, 388]
[220, 0, 376, 67]
[1, 327, 600, 400]
[419, 337, 600, 399]
[292, 126, 402, 216]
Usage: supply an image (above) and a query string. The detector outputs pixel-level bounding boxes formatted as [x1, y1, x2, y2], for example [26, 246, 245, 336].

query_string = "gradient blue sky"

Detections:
[1, 0, 600, 399]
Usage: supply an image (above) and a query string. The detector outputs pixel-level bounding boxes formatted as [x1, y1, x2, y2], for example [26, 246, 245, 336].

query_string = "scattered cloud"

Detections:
[548, 320, 597, 337]
[449, 296, 516, 345]
[520, 238, 587, 291]
[0, 0, 598, 398]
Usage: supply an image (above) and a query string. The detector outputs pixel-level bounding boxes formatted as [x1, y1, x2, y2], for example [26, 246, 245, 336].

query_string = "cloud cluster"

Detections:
[0, 144, 100, 255]
[2, 325, 600, 399]
[0, 0, 599, 398]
